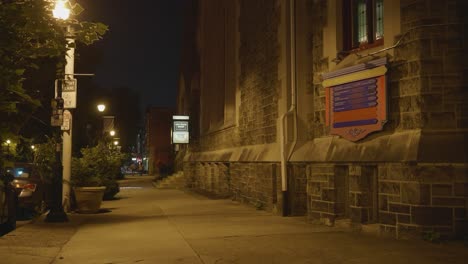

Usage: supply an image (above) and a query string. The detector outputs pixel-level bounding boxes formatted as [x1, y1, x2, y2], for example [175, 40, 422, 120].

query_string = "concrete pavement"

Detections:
[1, 176, 467, 264]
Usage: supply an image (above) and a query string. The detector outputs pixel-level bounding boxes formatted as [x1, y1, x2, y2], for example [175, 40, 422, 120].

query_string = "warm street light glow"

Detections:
[6, 139, 11, 145]
[97, 104, 106, 112]
[31, 145, 35, 150]
[53, 0, 70, 20]
[113, 140, 119, 146]
[110, 130, 116, 136]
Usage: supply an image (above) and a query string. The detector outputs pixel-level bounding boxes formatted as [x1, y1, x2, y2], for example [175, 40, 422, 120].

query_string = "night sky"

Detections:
[78, 0, 188, 114]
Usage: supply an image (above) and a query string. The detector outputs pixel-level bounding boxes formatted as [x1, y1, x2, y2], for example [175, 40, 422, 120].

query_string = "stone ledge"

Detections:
[290, 129, 468, 163]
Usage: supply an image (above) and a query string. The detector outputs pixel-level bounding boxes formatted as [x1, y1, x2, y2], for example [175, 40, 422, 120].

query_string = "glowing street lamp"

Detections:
[97, 104, 106, 112]
[31, 145, 35, 150]
[113, 140, 119, 146]
[109, 130, 116, 137]
[52, 0, 70, 20]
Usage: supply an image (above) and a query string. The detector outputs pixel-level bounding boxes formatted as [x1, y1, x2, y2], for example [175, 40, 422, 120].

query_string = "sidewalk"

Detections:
[1, 180, 467, 264]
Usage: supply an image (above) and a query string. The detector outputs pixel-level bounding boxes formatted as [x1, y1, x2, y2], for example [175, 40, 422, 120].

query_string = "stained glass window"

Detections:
[355, 0, 367, 45]
[375, 0, 384, 40]
[344, 0, 384, 51]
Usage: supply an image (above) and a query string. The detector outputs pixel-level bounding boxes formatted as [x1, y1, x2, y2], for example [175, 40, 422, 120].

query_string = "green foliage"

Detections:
[72, 141, 125, 199]
[0, 0, 108, 171]
[33, 136, 58, 183]
[0, 1, 65, 120]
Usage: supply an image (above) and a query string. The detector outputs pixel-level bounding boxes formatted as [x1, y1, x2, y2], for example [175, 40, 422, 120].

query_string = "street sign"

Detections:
[55, 78, 77, 109]
[61, 110, 71, 131]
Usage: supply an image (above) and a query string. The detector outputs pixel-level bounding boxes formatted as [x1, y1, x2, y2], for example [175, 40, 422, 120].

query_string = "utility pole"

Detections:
[62, 27, 74, 212]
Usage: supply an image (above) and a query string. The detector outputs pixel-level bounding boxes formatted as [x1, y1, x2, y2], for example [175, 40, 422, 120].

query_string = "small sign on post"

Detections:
[51, 97, 64, 127]
[61, 110, 71, 131]
[55, 78, 77, 109]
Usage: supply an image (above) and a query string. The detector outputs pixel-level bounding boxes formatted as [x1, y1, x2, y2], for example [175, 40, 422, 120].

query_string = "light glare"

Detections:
[53, 0, 70, 20]
[97, 104, 106, 112]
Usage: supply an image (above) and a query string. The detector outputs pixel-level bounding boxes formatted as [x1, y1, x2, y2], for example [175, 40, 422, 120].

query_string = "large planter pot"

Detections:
[74, 186, 106, 213]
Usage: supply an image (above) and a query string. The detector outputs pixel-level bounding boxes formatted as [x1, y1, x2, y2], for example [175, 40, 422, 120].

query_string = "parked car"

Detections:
[0, 169, 17, 234]
[8, 163, 47, 216]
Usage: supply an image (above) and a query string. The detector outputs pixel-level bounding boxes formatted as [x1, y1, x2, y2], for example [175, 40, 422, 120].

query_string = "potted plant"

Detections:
[71, 141, 124, 213]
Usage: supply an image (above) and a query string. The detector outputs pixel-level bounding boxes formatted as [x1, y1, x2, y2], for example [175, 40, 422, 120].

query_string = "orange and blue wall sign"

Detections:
[323, 58, 387, 142]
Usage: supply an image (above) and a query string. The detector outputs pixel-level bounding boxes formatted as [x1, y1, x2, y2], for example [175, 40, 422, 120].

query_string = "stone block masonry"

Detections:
[380, 163, 468, 239]
[307, 163, 468, 239]
[307, 164, 337, 225]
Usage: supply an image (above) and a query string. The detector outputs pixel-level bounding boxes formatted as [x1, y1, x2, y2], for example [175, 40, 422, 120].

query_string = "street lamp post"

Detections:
[61, 25, 74, 212]
[46, 0, 72, 222]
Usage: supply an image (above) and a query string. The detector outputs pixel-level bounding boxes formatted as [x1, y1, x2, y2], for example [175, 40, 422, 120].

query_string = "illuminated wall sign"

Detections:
[322, 58, 387, 142]
[172, 115, 189, 144]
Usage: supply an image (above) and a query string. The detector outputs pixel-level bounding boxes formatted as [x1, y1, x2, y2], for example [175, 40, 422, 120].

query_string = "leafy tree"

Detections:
[0, 0, 107, 169]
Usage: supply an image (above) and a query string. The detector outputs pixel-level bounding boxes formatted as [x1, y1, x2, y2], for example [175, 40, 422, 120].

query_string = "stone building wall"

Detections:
[379, 163, 468, 239]
[309, 0, 329, 138]
[307, 163, 468, 238]
[181, 0, 283, 212]
[300, 0, 468, 239]
[230, 163, 279, 210]
[178, 0, 468, 239]
[288, 163, 308, 216]
[184, 161, 281, 210]
[198, 127, 240, 152]
[238, 0, 280, 146]
[391, 0, 468, 130]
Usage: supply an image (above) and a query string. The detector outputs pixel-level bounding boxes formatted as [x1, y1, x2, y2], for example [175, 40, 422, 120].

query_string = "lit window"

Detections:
[344, 0, 384, 50]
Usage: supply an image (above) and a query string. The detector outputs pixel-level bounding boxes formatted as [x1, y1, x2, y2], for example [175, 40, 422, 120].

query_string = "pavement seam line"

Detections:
[161, 207, 206, 264]
[48, 219, 82, 264]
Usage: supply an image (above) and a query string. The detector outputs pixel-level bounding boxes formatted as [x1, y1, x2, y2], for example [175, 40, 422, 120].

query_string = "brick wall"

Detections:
[230, 163, 279, 209]
[198, 127, 240, 152]
[238, 0, 280, 146]
[184, 162, 280, 210]
[184, 162, 231, 197]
